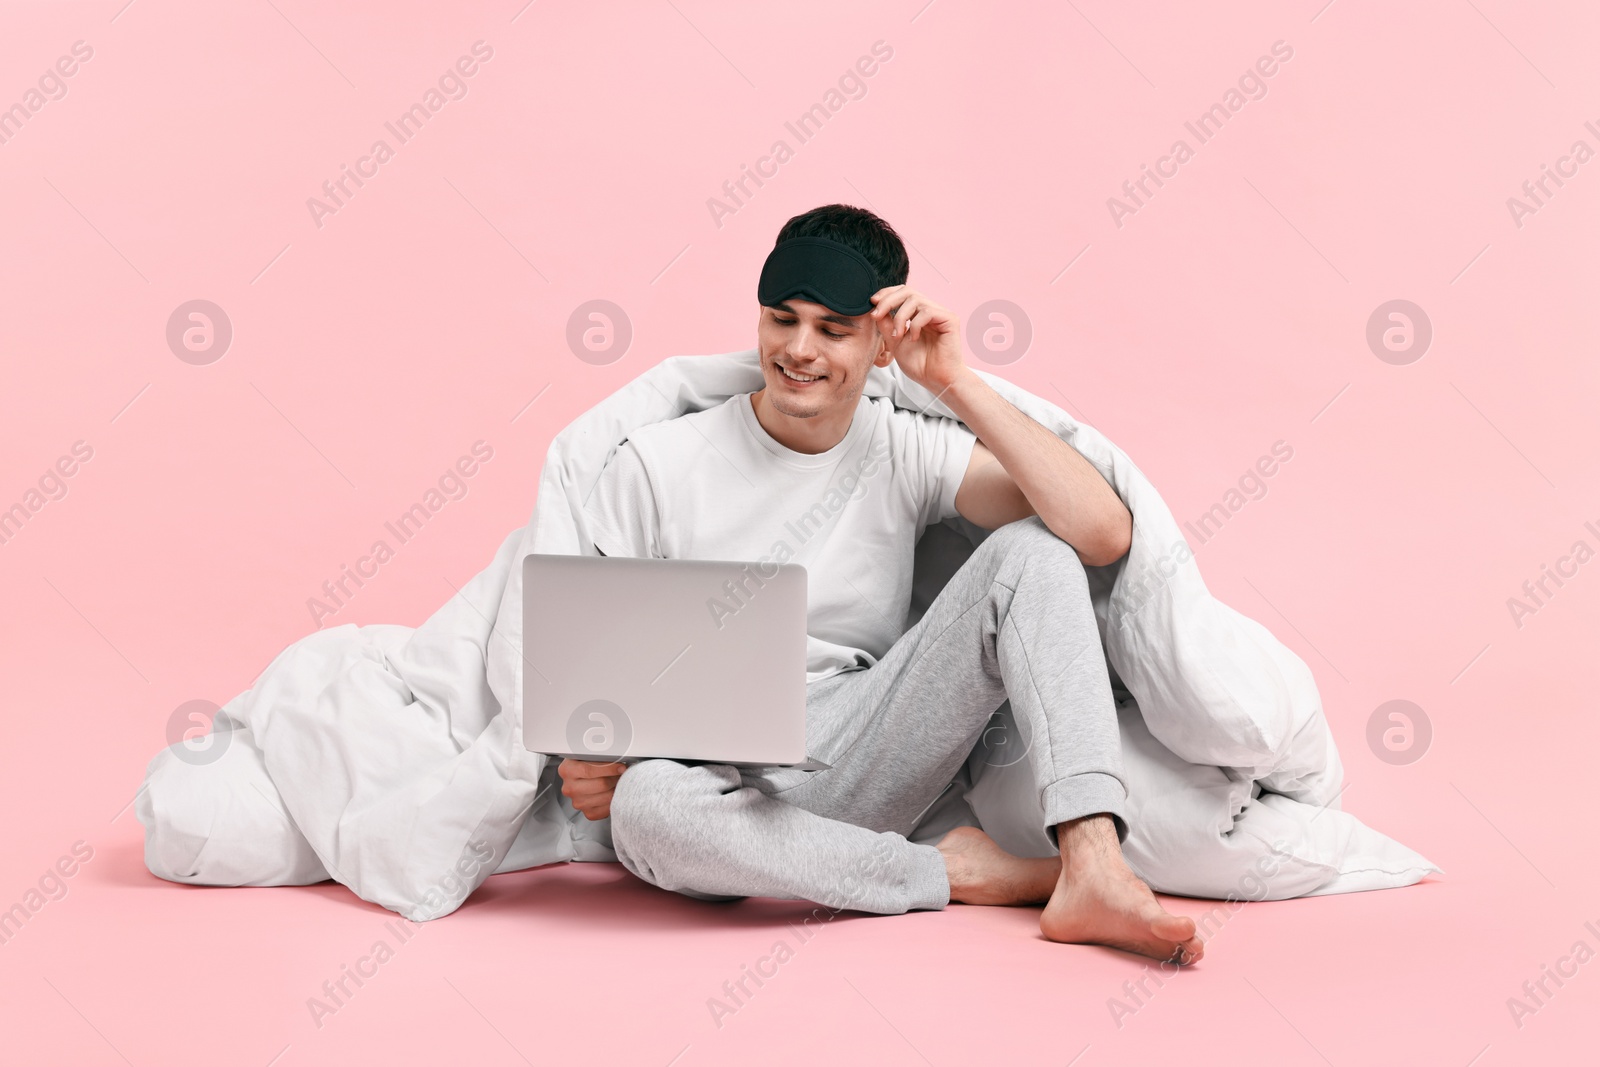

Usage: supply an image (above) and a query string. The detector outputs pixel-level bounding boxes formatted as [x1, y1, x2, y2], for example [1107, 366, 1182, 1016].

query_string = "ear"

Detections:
[871, 336, 894, 368]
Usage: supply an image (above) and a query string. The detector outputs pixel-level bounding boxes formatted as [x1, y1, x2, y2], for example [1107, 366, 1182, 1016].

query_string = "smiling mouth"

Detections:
[778, 364, 825, 384]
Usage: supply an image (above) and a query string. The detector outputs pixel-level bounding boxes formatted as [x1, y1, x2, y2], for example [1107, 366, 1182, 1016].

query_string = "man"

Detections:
[560, 204, 1202, 965]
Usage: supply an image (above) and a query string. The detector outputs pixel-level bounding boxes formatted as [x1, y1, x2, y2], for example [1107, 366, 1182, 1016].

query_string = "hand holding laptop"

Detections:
[558, 758, 627, 820]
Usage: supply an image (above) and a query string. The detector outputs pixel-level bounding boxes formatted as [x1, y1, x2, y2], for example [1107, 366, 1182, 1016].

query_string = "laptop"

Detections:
[521, 553, 818, 767]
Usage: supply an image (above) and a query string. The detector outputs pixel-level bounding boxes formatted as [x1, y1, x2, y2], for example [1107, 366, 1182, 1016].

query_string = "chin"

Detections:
[768, 385, 825, 418]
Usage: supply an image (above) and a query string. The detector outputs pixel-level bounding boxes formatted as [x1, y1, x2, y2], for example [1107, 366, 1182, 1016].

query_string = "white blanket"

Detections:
[139, 350, 1437, 920]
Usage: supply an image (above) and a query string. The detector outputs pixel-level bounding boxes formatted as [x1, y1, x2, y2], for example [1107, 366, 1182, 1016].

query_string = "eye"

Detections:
[770, 313, 845, 339]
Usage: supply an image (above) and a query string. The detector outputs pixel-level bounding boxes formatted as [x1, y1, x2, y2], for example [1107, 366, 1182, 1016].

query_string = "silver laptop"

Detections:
[521, 553, 814, 766]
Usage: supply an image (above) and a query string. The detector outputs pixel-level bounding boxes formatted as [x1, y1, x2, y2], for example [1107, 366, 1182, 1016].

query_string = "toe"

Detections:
[1150, 911, 1197, 942]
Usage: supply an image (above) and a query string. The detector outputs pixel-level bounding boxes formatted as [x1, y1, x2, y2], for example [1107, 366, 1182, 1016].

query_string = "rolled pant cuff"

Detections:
[903, 840, 951, 911]
[1042, 772, 1128, 845]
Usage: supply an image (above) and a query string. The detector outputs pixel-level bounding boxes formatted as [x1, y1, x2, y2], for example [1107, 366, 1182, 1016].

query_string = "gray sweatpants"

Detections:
[608, 515, 1126, 914]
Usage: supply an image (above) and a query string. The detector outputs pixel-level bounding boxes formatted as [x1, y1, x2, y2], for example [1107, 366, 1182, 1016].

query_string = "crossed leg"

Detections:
[609, 516, 1202, 964]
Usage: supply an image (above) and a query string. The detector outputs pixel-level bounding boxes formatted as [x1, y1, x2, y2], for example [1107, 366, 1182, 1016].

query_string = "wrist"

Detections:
[931, 364, 983, 406]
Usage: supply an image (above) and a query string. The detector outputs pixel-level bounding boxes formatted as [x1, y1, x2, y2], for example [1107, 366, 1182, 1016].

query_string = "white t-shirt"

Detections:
[583, 392, 979, 683]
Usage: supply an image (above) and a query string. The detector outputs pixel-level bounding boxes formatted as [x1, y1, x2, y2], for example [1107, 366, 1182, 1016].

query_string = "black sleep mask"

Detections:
[757, 236, 881, 316]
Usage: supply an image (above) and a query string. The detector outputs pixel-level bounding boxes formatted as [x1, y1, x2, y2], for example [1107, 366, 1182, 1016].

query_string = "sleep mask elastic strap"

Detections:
[756, 236, 881, 317]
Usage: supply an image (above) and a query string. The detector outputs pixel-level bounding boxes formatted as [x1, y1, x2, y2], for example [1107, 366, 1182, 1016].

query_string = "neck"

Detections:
[749, 389, 856, 454]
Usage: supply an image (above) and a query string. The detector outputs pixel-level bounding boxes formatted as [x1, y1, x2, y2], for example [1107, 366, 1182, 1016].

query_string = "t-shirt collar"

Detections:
[737, 391, 871, 469]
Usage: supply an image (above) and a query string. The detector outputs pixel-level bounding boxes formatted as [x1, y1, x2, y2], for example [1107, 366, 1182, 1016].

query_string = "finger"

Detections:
[559, 758, 611, 779]
[572, 774, 622, 792]
[879, 311, 898, 343]
[564, 776, 622, 798]
[891, 296, 922, 335]
[566, 783, 620, 799]
[560, 771, 614, 790]
[876, 290, 916, 324]
[905, 306, 934, 340]
[875, 307, 900, 345]
[576, 761, 626, 777]
[869, 285, 909, 316]
[561, 759, 626, 779]
[906, 304, 947, 341]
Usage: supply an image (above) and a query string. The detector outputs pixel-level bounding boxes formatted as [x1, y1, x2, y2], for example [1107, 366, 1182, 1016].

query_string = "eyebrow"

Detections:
[770, 301, 863, 328]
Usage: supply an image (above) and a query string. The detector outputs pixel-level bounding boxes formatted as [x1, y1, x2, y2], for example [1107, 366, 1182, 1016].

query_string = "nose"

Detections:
[785, 324, 824, 363]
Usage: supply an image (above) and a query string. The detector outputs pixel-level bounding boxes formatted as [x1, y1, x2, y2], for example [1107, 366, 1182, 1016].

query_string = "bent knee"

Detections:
[982, 516, 1090, 580]
[610, 760, 734, 844]
[608, 760, 738, 888]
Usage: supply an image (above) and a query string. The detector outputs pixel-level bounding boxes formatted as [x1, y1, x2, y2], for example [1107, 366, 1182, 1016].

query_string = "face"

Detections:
[756, 299, 890, 419]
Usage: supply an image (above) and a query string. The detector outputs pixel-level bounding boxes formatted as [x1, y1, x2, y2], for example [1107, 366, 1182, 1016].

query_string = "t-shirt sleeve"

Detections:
[582, 439, 664, 558]
[915, 414, 979, 527]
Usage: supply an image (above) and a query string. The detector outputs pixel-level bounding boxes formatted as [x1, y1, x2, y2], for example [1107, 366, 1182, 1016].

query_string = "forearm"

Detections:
[940, 368, 1131, 564]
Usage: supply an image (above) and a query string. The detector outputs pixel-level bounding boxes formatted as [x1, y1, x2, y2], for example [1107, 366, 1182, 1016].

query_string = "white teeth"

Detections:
[780, 365, 821, 382]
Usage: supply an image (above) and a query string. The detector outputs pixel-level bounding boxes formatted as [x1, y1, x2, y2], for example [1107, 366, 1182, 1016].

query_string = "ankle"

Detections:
[937, 838, 974, 897]
[1056, 813, 1123, 870]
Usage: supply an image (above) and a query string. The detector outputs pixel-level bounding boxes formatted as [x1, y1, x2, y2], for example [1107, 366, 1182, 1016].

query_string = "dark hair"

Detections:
[773, 204, 909, 288]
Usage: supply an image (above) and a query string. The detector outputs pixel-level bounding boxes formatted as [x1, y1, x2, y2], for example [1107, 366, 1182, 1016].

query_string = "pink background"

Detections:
[3, 0, 1597, 1063]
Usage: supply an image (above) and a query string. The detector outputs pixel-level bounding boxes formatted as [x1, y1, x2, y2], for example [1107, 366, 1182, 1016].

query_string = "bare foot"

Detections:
[1039, 815, 1204, 965]
[937, 826, 1060, 906]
